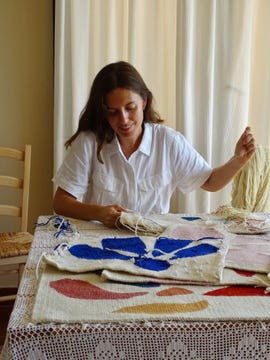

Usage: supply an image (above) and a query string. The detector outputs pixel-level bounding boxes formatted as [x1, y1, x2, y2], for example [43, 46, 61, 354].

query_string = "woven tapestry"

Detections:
[43, 224, 231, 283]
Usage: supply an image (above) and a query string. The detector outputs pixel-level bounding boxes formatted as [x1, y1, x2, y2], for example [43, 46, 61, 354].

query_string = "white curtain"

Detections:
[54, 0, 270, 214]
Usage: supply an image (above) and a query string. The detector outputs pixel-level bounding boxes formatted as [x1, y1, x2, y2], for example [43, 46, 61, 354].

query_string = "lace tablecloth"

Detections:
[1, 216, 270, 360]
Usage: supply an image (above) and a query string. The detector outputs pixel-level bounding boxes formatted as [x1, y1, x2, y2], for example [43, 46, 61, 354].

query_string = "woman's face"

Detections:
[104, 88, 146, 145]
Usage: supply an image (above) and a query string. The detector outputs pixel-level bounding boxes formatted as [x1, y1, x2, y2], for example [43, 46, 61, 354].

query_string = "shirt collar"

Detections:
[105, 123, 153, 157]
[138, 123, 152, 156]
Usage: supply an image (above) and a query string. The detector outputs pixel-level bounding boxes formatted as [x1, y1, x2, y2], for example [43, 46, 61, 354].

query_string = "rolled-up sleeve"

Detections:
[171, 131, 212, 193]
[53, 132, 94, 199]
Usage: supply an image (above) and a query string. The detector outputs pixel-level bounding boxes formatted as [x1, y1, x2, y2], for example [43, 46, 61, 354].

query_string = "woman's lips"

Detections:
[119, 124, 134, 134]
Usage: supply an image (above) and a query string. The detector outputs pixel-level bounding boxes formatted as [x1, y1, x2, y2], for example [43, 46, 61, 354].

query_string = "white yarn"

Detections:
[116, 211, 166, 236]
[35, 252, 46, 280]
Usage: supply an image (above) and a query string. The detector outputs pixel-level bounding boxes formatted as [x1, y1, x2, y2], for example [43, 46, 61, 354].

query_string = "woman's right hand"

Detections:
[98, 204, 127, 227]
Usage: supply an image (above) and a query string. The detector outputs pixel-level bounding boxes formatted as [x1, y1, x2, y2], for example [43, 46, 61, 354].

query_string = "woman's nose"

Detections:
[119, 109, 129, 123]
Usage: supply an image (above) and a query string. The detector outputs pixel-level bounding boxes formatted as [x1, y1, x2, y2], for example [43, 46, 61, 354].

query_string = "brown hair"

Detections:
[65, 61, 163, 162]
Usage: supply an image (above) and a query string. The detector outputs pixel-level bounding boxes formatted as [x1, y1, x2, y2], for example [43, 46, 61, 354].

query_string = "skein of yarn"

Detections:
[231, 145, 270, 212]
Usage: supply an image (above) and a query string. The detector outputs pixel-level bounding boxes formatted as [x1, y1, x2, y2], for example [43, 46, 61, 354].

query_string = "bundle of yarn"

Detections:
[231, 145, 270, 212]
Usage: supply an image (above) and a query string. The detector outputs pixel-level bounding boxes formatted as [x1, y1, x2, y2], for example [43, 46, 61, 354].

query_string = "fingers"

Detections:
[114, 204, 127, 212]
[238, 126, 255, 149]
[242, 127, 256, 154]
[245, 146, 256, 161]
[234, 126, 256, 165]
[101, 204, 126, 228]
[242, 126, 255, 145]
[234, 126, 256, 164]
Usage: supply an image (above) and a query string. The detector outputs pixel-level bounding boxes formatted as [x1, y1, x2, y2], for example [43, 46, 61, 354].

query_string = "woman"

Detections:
[53, 61, 255, 227]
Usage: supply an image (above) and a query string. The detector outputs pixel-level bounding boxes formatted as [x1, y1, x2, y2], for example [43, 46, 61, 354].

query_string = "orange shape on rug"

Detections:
[114, 300, 208, 314]
[156, 287, 193, 296]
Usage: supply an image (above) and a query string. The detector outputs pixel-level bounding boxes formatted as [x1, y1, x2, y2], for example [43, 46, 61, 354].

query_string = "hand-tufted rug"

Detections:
[32, 264, 270, 324]
[42, 224, 231, 283]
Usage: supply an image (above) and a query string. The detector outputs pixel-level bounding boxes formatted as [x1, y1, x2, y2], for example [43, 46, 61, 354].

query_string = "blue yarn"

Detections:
[36, 215, 76, 238]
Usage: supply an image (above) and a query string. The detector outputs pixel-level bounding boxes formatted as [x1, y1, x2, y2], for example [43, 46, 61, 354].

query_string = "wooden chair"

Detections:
[0, 145, 33, 302]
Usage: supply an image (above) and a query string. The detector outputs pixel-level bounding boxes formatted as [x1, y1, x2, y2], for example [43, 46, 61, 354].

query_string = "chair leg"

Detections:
[0, 263, 25, 302]
[18, 264, 25, 282]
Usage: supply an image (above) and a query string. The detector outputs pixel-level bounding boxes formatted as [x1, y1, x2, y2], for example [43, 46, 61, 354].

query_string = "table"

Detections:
[1, 215, 270, 360]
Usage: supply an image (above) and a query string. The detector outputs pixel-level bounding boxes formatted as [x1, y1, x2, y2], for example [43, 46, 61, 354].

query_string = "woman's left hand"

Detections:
[234, 126, 256, 165]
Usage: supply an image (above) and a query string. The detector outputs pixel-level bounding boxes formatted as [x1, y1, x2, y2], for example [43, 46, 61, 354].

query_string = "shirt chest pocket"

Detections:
[138, 171, 172, 192]
[137, 171, 173, 213]
[92, 172, 124, 204]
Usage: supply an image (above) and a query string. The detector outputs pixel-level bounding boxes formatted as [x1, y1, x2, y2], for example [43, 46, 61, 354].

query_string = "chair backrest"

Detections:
[0, 145, 31, 232]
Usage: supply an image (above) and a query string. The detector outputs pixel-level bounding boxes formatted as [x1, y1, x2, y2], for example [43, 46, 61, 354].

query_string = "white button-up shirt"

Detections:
[53, 123, 212, 214]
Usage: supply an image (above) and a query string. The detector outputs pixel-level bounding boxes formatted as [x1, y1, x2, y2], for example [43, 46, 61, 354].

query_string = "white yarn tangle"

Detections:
[211, 204, 270, 233]
[211, 204, 252, 220]
[116, 211, 166, 236]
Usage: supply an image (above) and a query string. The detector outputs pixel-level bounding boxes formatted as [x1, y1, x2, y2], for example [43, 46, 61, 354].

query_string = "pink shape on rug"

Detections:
[50, 278, 148, 299]
[171, 225, 223, 240]
[226, 235, 270, 271]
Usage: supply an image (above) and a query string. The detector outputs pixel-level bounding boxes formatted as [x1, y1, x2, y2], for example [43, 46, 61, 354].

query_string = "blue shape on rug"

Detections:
[181, 216, 201, 221]
[134, 257, 170, 271]
[170, 243, 219, 260]
[152, 237, 192, 256]
[65, 234, 221, 273]
[68, 244, 131, 261]
[102, 236, 147, 255]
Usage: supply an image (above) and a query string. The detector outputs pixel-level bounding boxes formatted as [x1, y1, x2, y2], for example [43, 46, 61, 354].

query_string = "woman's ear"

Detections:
[143, 98, 147, 110]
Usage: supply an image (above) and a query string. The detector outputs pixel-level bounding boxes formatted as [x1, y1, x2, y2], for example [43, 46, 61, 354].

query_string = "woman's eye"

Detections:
[107, 110, 117, 116]
[127, 106, 136, 112]
[106, 104, 137, 116]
